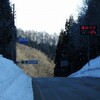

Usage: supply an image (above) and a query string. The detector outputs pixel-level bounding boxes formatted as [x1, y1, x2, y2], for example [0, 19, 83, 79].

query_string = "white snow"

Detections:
[0, 55, 34, 100]
[69, 56, 100, 78]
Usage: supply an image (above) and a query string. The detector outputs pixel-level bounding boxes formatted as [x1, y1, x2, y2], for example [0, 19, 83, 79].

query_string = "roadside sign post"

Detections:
[17, 37, 39, 65]
[88, 35, 90, 66]
[80, 25, 97, 66]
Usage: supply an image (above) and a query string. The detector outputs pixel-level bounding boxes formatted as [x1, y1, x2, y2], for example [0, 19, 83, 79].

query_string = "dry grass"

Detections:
[16, 43, 55, 77]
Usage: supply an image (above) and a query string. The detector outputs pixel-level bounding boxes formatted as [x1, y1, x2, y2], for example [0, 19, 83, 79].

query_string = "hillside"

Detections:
[16, 44, 55, 77]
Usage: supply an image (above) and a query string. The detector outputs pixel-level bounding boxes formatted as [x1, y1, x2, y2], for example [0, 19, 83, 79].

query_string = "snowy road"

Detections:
[32, 77, 100, 100]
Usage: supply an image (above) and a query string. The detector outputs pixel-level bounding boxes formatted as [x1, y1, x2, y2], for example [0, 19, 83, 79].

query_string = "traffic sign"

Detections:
[26, 60, 38, 64]
[18, 37, 28, 44]
[17, 60, 38, 64]
[61, 60, 68, 67]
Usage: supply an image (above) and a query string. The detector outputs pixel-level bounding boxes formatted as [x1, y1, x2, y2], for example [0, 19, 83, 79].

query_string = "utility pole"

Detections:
[11, 4, 16, 63]
[88, 35, 90, 66]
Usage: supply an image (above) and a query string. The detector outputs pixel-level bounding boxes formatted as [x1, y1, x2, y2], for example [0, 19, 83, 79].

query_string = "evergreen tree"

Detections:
[69, 0, 100, 73]
[54, 16, 74, 77]
[0, 0, 16, 62]
[78, 0, 100, 59]
[83, 0, 100, 58]
[54, 30, 66, 76]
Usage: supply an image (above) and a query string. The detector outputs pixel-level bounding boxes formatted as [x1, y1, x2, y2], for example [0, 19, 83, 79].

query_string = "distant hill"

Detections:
[16, 44, 55, 77]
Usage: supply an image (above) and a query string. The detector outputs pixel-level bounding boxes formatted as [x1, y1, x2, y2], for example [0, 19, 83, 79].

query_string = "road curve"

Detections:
[32, 77, 100, 100]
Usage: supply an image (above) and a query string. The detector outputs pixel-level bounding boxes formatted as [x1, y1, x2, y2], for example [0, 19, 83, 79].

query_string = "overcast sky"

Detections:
[10, 0, 83, 34]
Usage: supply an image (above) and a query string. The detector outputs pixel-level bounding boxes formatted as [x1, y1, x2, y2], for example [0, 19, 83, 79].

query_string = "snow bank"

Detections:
[0, 55, 33, 100]
[69, 56, 100, 78]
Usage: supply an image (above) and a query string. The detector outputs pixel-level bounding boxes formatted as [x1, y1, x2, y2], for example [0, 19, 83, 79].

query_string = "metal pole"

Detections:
[11, 4, 14, 61]
[13, 4, 15, 23]
[88, 35, 90, 66]
[12, 4, 16, 63]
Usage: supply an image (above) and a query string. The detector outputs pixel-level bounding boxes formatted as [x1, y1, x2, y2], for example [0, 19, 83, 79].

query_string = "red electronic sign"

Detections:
[80, 25, 97, 35]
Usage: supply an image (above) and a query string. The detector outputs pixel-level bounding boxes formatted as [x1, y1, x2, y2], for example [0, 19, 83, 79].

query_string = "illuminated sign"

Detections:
[80, 25, 97, 35]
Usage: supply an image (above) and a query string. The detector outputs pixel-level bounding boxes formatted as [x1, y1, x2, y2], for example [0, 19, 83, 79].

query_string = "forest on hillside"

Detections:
[17, 29, 58, 60]
[54, 0, 100, 77]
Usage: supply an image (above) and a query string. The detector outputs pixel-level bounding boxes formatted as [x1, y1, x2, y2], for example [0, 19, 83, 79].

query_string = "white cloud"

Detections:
[10, 0, 83, 34]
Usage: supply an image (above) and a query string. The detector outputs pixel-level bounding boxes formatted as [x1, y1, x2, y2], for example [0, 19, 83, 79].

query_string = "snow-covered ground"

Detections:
[0, 55, 33, 100]
[69, 56, 100, 78]
[1, 54, 100, 100]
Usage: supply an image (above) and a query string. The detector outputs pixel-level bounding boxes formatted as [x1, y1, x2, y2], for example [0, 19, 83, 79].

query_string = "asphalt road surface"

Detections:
[32, 77, 100, 100]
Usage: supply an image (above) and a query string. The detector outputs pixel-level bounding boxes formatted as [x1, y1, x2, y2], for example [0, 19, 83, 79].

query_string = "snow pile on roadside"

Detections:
[69, 56, 100, 78]
[0, 55, 33, 100]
